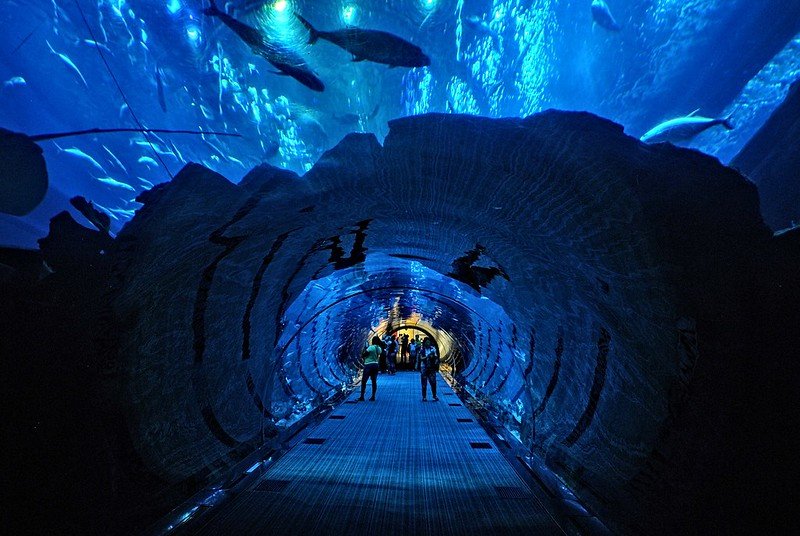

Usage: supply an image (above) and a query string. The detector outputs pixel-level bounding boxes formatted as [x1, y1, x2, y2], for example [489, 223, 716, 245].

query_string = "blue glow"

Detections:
[245, 461, 262, 473]
[341, 4, 359, 26]
[166, 0, 182, 15]
[185, 25, 201, 46]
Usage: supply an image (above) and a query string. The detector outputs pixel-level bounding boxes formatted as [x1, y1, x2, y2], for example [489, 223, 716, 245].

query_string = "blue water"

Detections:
[2, 0, 799, 245]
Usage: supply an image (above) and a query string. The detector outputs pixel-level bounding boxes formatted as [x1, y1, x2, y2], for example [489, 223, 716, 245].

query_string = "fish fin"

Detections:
[687, 108, 701, 117]
[295, 14, 320, 44]
[722, 116, 734, 130]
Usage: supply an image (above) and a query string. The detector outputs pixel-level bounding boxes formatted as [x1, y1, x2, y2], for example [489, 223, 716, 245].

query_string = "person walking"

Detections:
[419, 337, 440, 402]
[358, 336, 383, 401]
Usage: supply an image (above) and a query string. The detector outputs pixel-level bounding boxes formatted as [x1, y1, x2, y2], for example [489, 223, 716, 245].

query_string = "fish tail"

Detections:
[722, 116, 734, 130]
[295, 14, 320, 44]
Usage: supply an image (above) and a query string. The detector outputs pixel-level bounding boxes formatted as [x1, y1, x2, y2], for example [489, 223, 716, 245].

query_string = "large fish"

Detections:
[202, 1, 324, 92]
[295, 15, 430, 68]
[591, 0, 621, 32]
[641, 111, 734, 144]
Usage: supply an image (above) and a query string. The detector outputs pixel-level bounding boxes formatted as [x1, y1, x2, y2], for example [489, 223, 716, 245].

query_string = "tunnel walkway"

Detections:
[188, 373, 569, 535]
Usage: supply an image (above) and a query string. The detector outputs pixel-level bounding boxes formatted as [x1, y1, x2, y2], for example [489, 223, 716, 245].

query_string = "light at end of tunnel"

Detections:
[273, 0, 288, 13]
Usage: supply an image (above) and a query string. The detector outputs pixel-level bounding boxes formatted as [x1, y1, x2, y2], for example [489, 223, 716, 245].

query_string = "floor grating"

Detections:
[495, 486, 533, 499]
[193, 374, 564, 535]
[253, 479, 291, 493]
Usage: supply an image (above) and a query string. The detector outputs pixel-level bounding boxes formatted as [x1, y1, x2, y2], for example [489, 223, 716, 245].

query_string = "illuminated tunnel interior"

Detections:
[4, 112, 799, 535]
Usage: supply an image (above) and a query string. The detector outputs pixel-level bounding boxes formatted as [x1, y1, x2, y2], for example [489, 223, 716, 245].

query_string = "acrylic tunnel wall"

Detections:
[8, 112, 798, 535]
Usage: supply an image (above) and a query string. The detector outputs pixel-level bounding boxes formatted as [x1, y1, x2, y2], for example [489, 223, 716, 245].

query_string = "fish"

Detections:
[296, 14, 430, 68]
[641, 111, 734, 144]
[155, 65, 167, 112]
[3, 76, 26, 88]
[96, 176, 136, 192]
[61, 147, 107, 173]
[102, 145, 127, 173]
[591, 1, 621, 32]
[82, 39, 112, 54]
[46, 40, 88, 86]
[138, 156, 159, 168]
[202, 0, 324, 92]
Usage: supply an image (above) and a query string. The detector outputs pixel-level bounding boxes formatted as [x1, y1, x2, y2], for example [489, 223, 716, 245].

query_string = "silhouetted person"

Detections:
[387, 336, 398, 375]
[419, 337, 440, 401]
[358, 336, 382, 401]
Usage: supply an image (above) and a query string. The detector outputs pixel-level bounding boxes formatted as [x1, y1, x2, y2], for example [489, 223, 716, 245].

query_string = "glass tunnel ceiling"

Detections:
[274, 254, 519, 424]
[1, 1, 799, 245]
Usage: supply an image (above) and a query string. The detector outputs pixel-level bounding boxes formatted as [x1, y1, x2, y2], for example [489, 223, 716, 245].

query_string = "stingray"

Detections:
[0, 127, 241, 216]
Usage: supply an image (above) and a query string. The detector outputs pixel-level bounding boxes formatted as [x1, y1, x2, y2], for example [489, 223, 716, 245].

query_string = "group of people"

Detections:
[357, 334, 441, 402]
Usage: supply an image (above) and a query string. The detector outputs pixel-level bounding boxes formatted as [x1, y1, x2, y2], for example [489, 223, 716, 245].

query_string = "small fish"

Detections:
[137, 177, 154, 188]
[46, 40, 88, 86]
[296, 14, 430, 68]
[138, 156, 159, 167]
[641, 111, 734, 144]
[82, 39, 112, 54]
[102, 145, 127, 173]
[155, 65, 167, 112]
[3, 76, 26, 88]
[119, 103, 129, 119]
[96, 176, 136, 192]
[61, 147, 107, 173]
[203, 0, 324, 92]
[591, 0, 621, 32]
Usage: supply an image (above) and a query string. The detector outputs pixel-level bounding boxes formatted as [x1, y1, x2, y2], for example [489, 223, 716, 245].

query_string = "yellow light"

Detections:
[273, 0, 287, 13]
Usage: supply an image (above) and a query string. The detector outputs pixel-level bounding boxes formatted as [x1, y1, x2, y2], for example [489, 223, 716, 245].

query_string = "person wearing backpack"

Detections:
[419, 337, 440, 402]
[358, 336, 383, 401]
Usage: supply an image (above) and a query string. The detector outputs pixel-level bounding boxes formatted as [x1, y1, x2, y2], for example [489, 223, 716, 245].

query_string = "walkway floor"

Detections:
[191, 373, 569, 535]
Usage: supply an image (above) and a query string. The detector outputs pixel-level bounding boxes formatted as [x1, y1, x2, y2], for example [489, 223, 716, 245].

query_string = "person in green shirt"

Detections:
[357, 336, 384, 401]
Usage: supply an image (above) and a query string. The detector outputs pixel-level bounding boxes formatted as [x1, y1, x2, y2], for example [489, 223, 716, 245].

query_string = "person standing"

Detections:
[387, 336, 398, 375]
[358, 336, 383, 401]
[419, 337, 440, 402]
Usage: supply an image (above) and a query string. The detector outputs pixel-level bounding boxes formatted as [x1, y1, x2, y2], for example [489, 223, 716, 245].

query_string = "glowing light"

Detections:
[419, 0, 438, 13]
[166, 0, 182, 15]
[273, 0, 288, 13]
[185, 25, 201, 46]
[342, 4, 358, 25]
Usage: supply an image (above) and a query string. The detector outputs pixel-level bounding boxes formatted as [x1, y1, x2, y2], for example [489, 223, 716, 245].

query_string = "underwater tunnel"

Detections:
[2, 1, 800, 535]
[5, 111, 799, 535]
